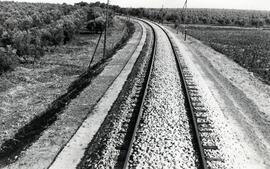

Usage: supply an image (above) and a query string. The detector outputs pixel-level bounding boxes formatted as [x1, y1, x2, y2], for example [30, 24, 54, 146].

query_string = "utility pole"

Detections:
[128, 7, 131, 21]
[183, 0, 188, 41]
[103, 0, 109, 59]
[160, 0, 164, 24]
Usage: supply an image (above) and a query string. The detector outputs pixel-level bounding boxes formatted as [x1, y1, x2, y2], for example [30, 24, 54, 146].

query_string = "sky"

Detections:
[2, 0, 270, 11]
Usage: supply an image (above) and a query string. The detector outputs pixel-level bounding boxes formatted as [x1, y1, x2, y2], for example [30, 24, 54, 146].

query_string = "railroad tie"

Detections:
[187, 87, 198, 91]
[194, 108, 208, 112]
[197, 121, 211, 125]
[196, 116, 208, 119]
[186, 83, 197, 86]
[193, 104, 204, 108]
[199, 129, 213, 133]
[118, 130, 133, 135]
[206, 157, 224, 162]
[203, 145, 218, 150]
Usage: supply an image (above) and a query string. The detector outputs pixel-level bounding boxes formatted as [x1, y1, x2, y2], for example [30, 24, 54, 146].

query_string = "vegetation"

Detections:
[123, 8, 270, 27]
[0, 1, 117, 73]
[186, 26, 270, 84]
[123, 7, 270, 83]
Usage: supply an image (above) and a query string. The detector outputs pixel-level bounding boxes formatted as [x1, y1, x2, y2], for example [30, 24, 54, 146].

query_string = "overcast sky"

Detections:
[3, 0, 270, 11]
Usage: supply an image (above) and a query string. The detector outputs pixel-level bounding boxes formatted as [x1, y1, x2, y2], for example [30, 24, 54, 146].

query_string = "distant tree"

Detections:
[40, 28, 52, 47]
[165, 13, 178, 23]
[87, 7, 103, 21]
[75, 1, 88, 7]
[265, 17, 270, 24]
[224, 18, 231, 25]
[1, 31, 12, 46]
[0, 49, 18, 72]
[235, 18, 247, 26]
[250, 17, 264, 27]
[50, 22, 64, 46]
[4, 17, 18, 30]
[62, 15, 76, 44]
[12, 30, 30, 56]
[32, 13, 42, 27]
[19, 16, 33, 31]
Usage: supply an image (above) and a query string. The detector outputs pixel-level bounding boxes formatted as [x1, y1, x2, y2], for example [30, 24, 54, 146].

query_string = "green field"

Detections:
[186, 26, 270, 84]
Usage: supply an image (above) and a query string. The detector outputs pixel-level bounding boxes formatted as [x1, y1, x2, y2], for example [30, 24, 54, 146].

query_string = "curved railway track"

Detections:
[156, 22, 208, 169]
[121, 20, 157, 169]
[116, 19, 220, 169]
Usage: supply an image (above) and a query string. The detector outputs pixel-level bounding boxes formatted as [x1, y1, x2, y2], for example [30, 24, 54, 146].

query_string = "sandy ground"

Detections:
[166, 26, 270, 168]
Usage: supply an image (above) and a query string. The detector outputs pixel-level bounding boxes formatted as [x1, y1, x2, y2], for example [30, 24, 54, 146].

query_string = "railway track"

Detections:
[110, 19, 157, 169]
[115, 19, 221, 169]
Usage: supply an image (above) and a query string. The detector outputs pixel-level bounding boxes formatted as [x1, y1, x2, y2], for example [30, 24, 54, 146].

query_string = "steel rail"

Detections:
[122, 19, 157, 169]
[122, 18, 208, 169]
[155, 23, 208, 169]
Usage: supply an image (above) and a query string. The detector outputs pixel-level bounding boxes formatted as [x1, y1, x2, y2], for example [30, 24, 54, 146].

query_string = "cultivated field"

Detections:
[186, 26, 270, 84]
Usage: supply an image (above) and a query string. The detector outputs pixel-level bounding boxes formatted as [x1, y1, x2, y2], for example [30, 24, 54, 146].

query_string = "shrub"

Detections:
[0, 48, 18, 73]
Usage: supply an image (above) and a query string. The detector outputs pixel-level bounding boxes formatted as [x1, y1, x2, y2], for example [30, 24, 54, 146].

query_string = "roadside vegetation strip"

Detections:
[0, 19, 135, 167]
[48, 19, 146, 169]
[124, 8, 270, 28]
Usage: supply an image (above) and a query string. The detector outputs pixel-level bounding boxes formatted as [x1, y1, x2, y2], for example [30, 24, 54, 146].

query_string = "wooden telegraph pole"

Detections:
[183, 0, 188, 41]
[103, 0, 110, 59]
[160, 0, 164, 24]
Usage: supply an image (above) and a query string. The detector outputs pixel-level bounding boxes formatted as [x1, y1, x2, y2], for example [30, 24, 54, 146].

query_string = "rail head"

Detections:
[122, 18, 157, 169]
[123, 18, 208, 169]
[153, 22, 208, 169]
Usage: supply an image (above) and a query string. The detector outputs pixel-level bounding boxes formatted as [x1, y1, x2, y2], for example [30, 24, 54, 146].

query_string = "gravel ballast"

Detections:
[128, 22, 197, 169]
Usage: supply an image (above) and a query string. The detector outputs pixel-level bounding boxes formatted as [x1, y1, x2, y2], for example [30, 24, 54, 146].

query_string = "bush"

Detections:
[0, 49, 18, 73]
[86, 16, 105, 33]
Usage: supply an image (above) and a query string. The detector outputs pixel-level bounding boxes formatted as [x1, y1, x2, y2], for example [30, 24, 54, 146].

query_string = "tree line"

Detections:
[0, 1, 115, 73]
[121, 8, 270, 27]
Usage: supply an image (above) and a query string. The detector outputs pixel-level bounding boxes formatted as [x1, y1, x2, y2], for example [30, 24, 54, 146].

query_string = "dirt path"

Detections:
[166, 26, 270, 168]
